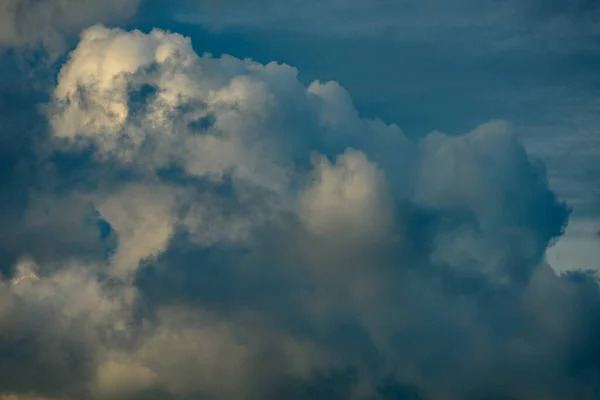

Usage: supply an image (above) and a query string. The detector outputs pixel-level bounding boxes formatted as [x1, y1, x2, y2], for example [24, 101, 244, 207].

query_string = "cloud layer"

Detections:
[1, 25, 598, 400]
[0, 0, 141, 54]
[176, 0, 600, 51]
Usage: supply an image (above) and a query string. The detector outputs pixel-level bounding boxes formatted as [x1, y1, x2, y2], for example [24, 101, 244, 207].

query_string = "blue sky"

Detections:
[0, 1, 599, 399]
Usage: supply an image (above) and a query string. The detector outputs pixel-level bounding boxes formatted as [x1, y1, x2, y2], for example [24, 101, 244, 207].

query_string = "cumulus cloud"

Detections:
[1, 24, 598, 400]
[300, 149, 393, 240]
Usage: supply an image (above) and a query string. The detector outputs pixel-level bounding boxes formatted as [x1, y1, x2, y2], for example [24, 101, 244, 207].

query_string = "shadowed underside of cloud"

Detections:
[0, 24, 599, 400]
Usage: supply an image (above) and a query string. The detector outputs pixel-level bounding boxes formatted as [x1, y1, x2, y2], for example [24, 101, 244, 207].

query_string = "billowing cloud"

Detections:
[1, 24, 598, 400]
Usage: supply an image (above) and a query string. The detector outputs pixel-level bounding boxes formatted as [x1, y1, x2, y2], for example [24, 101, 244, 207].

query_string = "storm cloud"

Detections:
[0, 23, 598, 400]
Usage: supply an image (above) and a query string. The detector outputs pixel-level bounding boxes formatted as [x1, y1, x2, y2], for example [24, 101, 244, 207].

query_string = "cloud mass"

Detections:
[0, 24, 598, 400]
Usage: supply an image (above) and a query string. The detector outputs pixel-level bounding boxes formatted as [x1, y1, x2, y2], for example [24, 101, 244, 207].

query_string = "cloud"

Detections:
[0, 396, 63, 400]
[176, 0, 506, 36]
[173, 0, 600, 53]
[1, 24, 598, 400]
[300, 149, 393, 240]
[0, 0, 141, 54]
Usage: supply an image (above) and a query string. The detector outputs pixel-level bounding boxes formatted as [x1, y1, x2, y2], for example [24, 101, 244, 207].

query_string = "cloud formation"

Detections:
[1, 25, 598, 400]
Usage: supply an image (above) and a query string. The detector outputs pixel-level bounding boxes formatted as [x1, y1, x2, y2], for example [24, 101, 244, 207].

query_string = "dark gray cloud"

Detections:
[0, 21, 598, 400]
[0, 55, 116, 281]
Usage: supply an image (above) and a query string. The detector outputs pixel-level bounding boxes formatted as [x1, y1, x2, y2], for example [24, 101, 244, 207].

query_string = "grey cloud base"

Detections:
[0, 25, 598, 400]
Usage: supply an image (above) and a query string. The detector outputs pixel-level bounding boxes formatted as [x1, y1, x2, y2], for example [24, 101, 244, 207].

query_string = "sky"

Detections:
[0, 1, 599, 399]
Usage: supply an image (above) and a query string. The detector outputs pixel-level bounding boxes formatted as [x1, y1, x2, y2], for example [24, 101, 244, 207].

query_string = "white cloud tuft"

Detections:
[300, 149, 393, 240]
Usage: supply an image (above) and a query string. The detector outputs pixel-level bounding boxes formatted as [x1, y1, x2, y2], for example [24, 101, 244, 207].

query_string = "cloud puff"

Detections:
[1, 24, 597, 400]
[300, 149, 393, 241]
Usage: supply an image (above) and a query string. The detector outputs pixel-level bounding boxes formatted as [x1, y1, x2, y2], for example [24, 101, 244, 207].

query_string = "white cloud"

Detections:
[300, 149, 393, 241]
[51, 25, 292, 193]
[95, 184, 177, 277]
